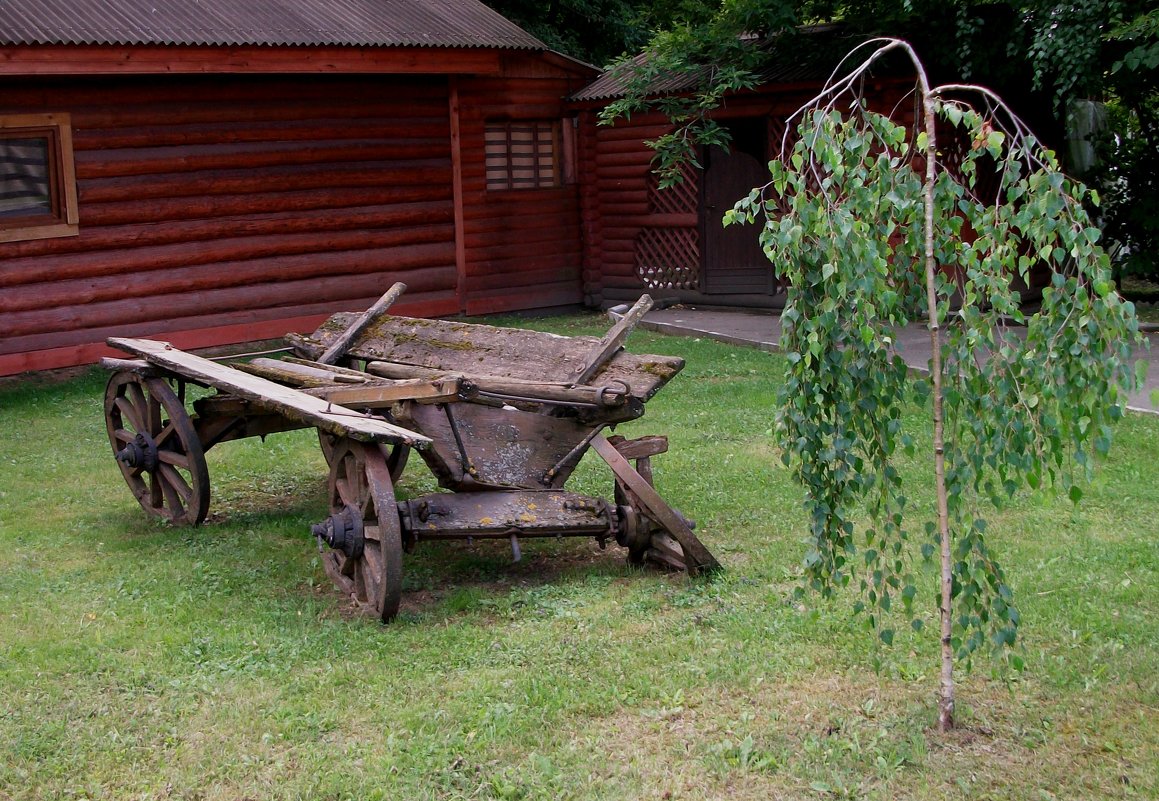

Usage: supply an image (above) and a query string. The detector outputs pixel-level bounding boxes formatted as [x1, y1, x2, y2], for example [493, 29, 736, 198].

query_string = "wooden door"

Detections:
[700, 118, 774, 295]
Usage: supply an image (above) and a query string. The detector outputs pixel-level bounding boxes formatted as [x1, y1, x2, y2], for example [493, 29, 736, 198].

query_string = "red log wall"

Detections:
[455, 54, 589, 315]
[0, 74, 456, 374]
[1, 53, 593, 376]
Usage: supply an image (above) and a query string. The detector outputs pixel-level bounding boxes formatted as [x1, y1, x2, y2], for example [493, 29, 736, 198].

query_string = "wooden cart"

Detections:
[101, 285, 719, 621]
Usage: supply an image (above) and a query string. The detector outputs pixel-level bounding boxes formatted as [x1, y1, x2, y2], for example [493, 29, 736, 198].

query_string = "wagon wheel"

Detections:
[313, 439, 403, 622]
[104, 371, 210, 526]
[614, 477, 686, 571]
[317, 430, 409, 481]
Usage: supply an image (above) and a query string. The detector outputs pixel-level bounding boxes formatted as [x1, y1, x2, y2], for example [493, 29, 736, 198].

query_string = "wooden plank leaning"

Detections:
[317, 281, 407, 365]
[571, 294, 654, 386]
[589, 433, 720, 576]
[106, 337, 432, 449]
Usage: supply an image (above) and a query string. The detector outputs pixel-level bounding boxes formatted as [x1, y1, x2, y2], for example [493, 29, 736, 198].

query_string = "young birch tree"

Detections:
[722, 38, 1145, 731]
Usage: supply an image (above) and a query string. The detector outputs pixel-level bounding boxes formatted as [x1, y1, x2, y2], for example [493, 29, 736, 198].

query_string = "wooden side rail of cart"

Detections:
[101, 286, 719, 623]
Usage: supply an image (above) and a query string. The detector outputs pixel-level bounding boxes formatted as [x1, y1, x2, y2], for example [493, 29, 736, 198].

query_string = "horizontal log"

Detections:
[0, 199, 452, 263]
[465, 253, 582, 279]
[79, 184, 450, 227]
[1, 260, 457, 340]
[463, 212, 581, 237]
[593, 165, 652, 180]
[596, 151, 658, 169]
[590, 138, 656, 156]
[76, 117, 452, 151]
[0, 290, 463, 364]
[456, 102, 571, 121]
[81, 160, 453, 203]
[461, 191, 579, 219]
[463, 283, 584, 316]
[617, 214, 699, 228]
[466, 265, 583, 293]
[1, 75, 448, 112]
[2, 235, 454, 312]
[596, 201, 651, 217]
[0, 44, 502, 76]
[458, 75, 575, 93]
[594, 123, 675, 143]
[77, 139, 450, 180]
[465, 240, 581, 266]
[1, 222, 454, 294]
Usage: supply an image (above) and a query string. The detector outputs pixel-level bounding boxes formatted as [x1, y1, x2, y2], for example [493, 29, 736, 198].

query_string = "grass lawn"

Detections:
[1, 314, 1156, 800]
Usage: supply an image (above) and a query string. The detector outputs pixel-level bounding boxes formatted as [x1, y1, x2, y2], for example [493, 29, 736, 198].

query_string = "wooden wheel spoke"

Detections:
[113, 427, 135, 444]
[147, 394, 163, 435]
[114, 395, 145, 432]
[157, 474, 186, 518]
[334, 475, 358, 509]
[125, 382, 148, 421]
[158, 464, 194, 507]
[155, 421, 178, 449]
[149, 470, 164, 508]
[339, 553, 357, 577]
[156, 448, 191, 469]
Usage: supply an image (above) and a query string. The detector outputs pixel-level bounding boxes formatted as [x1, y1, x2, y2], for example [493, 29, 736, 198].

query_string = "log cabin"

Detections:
[0, 0, 596, 375]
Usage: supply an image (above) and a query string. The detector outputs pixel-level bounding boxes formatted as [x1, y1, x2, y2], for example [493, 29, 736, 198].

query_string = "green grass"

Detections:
[1, 314, 1156, 800]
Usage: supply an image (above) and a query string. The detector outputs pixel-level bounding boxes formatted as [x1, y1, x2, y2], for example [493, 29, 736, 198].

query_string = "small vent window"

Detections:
[484, 121, 559, 190]
[0, 113, 79, 243]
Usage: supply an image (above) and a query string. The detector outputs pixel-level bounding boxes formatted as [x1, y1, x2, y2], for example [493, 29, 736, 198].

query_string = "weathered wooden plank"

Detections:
[590, 434, 720, 576]
[394, 402, 592, 490]
[235, 358, 369, 387]
[572, 294, 653, 385]
[307, 377, 465, 408]
[297, 313, 685, 400]
[364, 361, 629, 407]
[398, 489, 612, 540]
[106, 337, 431, 448]
[319, 282, 407, 365]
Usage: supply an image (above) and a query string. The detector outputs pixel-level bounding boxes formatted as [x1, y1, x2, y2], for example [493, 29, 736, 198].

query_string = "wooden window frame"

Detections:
[484, 120, 562, 191]
[0, 112, 80, 243]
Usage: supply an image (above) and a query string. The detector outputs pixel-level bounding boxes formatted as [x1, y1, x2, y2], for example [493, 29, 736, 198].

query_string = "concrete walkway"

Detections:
[637, 306, 1159, 416]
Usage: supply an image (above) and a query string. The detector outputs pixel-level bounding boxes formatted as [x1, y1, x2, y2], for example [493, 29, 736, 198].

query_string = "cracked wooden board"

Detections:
[106, 337, 431, 448]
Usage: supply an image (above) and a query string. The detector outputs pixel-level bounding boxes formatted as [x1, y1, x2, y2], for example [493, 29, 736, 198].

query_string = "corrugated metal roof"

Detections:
[0, 0, 549, 49]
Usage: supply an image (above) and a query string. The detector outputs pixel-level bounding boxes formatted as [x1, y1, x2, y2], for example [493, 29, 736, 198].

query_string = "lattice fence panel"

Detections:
[647, 161, 699, 214]
[635, 227, 699, 290]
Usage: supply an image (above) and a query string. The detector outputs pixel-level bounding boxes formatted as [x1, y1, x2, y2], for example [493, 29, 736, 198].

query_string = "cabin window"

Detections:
[0, 113, 79, 243]
[484, 121, 560, 190]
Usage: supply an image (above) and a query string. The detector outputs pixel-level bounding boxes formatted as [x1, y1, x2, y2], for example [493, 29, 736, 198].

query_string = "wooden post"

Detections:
[317, 282, 407, 365]
[572, 294, 654, 385]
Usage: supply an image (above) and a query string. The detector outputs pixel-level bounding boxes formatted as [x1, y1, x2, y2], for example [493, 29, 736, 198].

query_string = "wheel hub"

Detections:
[311, 504, 365, 558]
[115, 432, 159, 472]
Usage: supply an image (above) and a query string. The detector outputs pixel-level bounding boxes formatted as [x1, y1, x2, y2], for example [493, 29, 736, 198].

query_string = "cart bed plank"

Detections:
[288, 313, 685, 402]
[107, 337, 431, 448]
